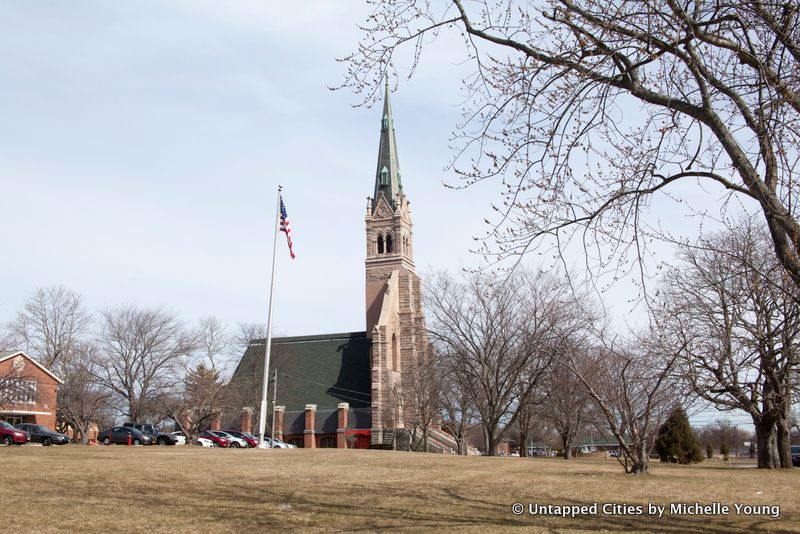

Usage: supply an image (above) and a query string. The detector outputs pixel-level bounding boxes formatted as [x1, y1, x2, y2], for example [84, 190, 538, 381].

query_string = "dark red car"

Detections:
[223, 430, 257, 448]
[0, 421, 29, 445]
[198, 430, 229, 447]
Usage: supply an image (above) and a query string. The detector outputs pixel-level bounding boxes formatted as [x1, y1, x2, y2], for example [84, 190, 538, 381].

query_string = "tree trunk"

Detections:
[616, 442, 650, 474]
[486, 434, 498, 456]
[628, 451, 650, 475]
[423, 428, 429, 453]
[484, 424, 499, 456]
[520, 431, 529, 457]
[562, 432, 573, 460]
[776, 421, 791, 468]
[777, 406, 792, 469]
[755, 421, 780, 468]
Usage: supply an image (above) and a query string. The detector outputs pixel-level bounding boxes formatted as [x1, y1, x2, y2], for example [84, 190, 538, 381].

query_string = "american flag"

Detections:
[279, 196, 295, 259]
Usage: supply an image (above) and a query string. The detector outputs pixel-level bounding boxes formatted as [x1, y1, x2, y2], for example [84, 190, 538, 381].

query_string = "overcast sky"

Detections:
[0, 0, 735, 333]
[0, 1, 495, 334]
[0, 0, 745, 332]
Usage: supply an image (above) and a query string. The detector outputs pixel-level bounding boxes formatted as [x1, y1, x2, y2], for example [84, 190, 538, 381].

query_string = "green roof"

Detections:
[228, 331, 372, 412]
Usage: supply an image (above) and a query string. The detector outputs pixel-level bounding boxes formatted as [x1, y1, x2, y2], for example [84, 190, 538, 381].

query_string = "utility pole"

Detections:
[269, 368, 277, 446]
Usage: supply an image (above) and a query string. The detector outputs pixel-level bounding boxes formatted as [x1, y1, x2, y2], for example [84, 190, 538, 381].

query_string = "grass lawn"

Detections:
[0, 445, 797, 533]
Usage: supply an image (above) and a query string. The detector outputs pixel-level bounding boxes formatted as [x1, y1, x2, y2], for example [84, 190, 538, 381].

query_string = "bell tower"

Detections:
[365, 83, 427, 446]
[365, 82, 417, 337]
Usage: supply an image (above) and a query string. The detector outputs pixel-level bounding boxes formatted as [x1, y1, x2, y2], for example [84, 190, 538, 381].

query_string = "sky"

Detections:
[0, 2, 759, 431]
[0, 1, 495, 336]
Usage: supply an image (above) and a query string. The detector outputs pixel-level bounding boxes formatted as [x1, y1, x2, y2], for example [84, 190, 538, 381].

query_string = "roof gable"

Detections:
[0, 351, 64, 384]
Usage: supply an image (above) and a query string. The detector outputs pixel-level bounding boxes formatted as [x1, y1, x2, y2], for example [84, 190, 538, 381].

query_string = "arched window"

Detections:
[391, 333, 399, 372]
[380, 166, 388, 185]
[377, 235, 384, 254]
[320, 436, 336, 448]
[386, 234, 393, 253]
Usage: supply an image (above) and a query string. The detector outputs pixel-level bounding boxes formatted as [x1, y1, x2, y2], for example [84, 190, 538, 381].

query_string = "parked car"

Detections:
[123, 422, 179, 445]
[223, 430, 257, 448]
[0, 421, 28, 445]
[198, 430, 229, 448]
[196, 436, 214, 447]
[209, 430, 247, 448]
[791, 445, 800, 467]
[269, 438, 297, 449]
[15, 424, 69, 446]
[170, 431, 187, 446]
[98, 426, 154, 446]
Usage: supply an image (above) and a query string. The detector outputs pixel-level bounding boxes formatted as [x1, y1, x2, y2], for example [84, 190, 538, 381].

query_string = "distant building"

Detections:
[0, 350, 62, 429]
[229, 85, 451, 450]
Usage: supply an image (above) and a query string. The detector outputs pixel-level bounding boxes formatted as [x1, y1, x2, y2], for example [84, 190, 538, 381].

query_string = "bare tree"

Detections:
[4, 286, 91, 370]
[0, 328, 16, 352]
[94, 306, 195, 422]
[439, 364, 475, 455]
[163, 317, 234, 442]
[2, 286, 97, 433]
[399, 347, 443, 452]
[561, 337, 681, 474]
[512, 387, 541, 458]
[541, 356, 596, 460]
[233, 322, 267, 354]
[424, 269, 571, 455]
[56, 342, 112, 444]
[164, 362, 228, 443]
[698, 419, 749, 457]
[658, 220, 799, 468]
[341, 1, 800, 293]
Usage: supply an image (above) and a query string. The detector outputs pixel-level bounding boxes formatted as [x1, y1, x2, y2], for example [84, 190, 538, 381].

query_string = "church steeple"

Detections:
[372, 81, 402, 211]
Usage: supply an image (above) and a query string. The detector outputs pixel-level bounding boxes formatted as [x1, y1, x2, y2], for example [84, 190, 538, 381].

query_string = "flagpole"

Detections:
[258, 184, 283, 449]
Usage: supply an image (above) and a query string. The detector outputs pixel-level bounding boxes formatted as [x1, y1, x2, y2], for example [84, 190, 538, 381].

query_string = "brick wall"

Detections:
[0, 352, 60, 429]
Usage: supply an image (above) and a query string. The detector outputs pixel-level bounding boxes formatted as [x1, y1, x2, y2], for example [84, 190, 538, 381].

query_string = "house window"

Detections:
[377, 235, 385, 254]
[0, 379, 37, 404]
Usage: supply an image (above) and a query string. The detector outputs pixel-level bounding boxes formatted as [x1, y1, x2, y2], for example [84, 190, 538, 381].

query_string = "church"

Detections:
[229, 85, 451, 450]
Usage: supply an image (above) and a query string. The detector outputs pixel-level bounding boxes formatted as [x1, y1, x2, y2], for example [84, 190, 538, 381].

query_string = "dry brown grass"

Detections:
[0, 445, 797, 533]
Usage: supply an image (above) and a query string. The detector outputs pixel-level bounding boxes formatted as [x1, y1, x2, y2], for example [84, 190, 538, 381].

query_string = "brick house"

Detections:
[0, 350, 62, 429]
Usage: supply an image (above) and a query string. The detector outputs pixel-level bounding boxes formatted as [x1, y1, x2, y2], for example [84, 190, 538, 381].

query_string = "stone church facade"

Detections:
[364, 83, 429, 446]
[229, 85, 445, 449]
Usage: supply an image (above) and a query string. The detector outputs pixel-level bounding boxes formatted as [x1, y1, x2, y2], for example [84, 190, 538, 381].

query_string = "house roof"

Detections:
[228, 332, 372, 412]
[0, 351, 64, 384]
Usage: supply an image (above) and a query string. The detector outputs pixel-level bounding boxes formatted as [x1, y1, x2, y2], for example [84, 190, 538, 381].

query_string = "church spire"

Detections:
[372, 80, 402, 211]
